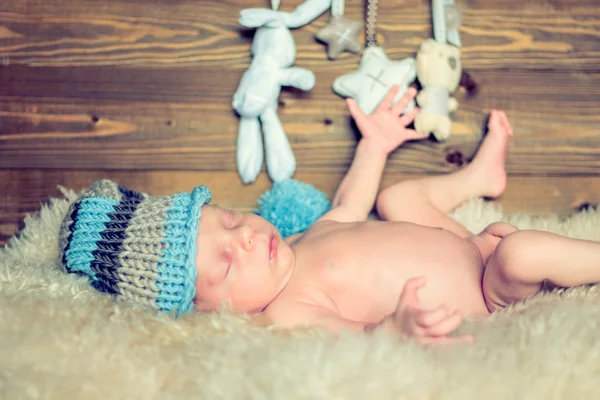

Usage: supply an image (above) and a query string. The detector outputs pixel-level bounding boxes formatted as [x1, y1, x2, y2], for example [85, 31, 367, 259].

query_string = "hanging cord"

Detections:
[365, 0, 379, 47]
[432, 0, 447, 43]
[331, 0, 344, 17]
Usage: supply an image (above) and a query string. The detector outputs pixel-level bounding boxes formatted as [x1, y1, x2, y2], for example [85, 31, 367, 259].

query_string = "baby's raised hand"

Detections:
[389, 276, 474, 346]
[346, 86, 428, 156]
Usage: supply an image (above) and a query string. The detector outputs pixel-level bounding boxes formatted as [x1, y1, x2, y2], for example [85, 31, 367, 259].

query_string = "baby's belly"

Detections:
[406, 254, 489, 318]
[303, 222, 490, 322]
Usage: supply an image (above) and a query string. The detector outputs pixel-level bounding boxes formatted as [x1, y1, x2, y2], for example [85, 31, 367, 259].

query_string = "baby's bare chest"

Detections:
[286, 221, 487, 322]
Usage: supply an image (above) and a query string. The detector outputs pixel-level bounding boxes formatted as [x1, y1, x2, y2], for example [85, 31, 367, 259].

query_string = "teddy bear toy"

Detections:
[232, 0, 330, 184]
[414, 38, 462, 141]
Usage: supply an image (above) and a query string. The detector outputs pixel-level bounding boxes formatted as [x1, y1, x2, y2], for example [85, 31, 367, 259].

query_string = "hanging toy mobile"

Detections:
[413, 0, 464, 140]
[315, 0, 362, 60]
[432, 0, 462, 48]
[232, 0, 330, 184]
[332, 0, 417, 115]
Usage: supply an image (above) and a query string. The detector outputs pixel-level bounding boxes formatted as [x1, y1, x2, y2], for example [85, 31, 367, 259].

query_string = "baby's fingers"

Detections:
[415, 306, 450, 328]
[398, 108, 419, 127]
[346, 98, 367, 125]
[397, 276, 427, 311]
[422, 310, 464, 337]
[391, 87, 418, 115]
[376, 85, 400, 112]
[403, 128, 429, 141]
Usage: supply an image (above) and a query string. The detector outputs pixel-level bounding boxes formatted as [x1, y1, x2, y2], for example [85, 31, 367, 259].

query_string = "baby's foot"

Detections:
[469, 110, 513, 198]
[488, 109, 514, 138]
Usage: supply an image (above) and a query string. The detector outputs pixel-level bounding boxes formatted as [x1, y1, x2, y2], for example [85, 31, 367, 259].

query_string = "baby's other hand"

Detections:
[389, 276, 475, 346]
[346, 86, 428, 156]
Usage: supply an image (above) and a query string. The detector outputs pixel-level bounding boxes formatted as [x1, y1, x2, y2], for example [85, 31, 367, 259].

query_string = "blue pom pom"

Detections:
[256, 179, 331, 239]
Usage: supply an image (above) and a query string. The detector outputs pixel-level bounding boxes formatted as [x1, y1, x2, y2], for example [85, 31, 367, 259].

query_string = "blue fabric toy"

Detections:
[255, 179, 331, 239]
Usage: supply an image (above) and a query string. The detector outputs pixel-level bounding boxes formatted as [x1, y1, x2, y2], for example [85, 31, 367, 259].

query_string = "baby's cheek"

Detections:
[196, 277, 222, 305]
[229, 280, 260, 305]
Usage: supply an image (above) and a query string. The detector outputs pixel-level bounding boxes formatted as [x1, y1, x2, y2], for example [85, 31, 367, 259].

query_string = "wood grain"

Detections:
[1, 67, 599, 174]
[0, 0, 598, 70]
[1, 0, 600, 245]
[3, 168, 600, 245]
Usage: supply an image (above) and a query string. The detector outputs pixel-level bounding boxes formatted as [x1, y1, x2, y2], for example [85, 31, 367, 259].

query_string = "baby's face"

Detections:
[194, 205, 295, 313]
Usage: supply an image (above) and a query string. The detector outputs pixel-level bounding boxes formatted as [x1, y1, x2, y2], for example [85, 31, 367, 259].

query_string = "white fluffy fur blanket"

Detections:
[2, 191, 600, 399]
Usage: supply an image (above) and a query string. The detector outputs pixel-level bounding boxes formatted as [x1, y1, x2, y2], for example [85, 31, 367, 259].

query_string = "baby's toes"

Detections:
[500, 114, 514, 136]
[488, 110, 512, 136]
[487, 110, 500, 129]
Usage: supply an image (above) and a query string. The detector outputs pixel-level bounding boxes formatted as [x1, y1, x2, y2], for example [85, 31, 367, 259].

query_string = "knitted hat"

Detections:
[58, 179, 212, 317]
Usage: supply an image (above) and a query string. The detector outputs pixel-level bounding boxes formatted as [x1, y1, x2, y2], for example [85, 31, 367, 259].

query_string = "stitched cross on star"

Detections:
[315, 15, 362, 60]
[333, 46, 417, 115]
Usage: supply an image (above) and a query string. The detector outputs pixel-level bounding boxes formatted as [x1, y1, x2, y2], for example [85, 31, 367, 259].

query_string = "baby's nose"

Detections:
[236, 225, 254, 252]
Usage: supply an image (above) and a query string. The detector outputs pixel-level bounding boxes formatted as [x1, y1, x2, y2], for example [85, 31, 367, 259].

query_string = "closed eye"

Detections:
[224, 209, 236, 229]
[221, 252, 232, 279]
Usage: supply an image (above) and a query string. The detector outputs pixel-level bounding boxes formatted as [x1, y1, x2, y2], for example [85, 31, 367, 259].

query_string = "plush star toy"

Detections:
[332, 46, 417, 114]
[316, 15, 362, 59]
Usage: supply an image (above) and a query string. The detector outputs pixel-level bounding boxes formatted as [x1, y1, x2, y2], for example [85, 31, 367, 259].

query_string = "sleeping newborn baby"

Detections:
[60, 87, 600, 345]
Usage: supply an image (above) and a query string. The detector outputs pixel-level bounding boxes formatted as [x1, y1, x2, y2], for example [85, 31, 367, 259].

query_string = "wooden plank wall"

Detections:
[1, 0, 600, 245]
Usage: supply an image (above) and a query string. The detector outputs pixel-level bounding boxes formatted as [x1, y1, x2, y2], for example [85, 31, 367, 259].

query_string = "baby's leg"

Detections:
[483, 230, 600, 312]
[376, 110, 513, 238]
[469, 221, 519, 265]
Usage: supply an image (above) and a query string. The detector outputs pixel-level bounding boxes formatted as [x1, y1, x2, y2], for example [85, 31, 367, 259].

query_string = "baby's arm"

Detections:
[322, 136, 388, 222]
[265, 301, 368, 333]
[320, 86, 426, 223]
[251, 311, 363, 333]
[264, 277, 472, 344]
[273, 304, 370, 333]
[382, 276, 474, 345]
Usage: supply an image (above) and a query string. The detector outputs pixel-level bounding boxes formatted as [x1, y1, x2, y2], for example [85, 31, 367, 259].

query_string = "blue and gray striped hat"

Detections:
[58, 179, 211, 317]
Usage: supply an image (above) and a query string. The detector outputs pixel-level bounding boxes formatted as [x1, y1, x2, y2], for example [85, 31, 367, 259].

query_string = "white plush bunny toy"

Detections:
[233, 0, 331, 184]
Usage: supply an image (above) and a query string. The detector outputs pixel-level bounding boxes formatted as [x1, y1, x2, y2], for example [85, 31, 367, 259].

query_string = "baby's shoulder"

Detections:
[300, 218, 342, 238]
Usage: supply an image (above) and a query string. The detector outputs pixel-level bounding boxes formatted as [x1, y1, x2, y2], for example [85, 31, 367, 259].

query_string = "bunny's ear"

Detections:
[419, 39, 437, 54]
